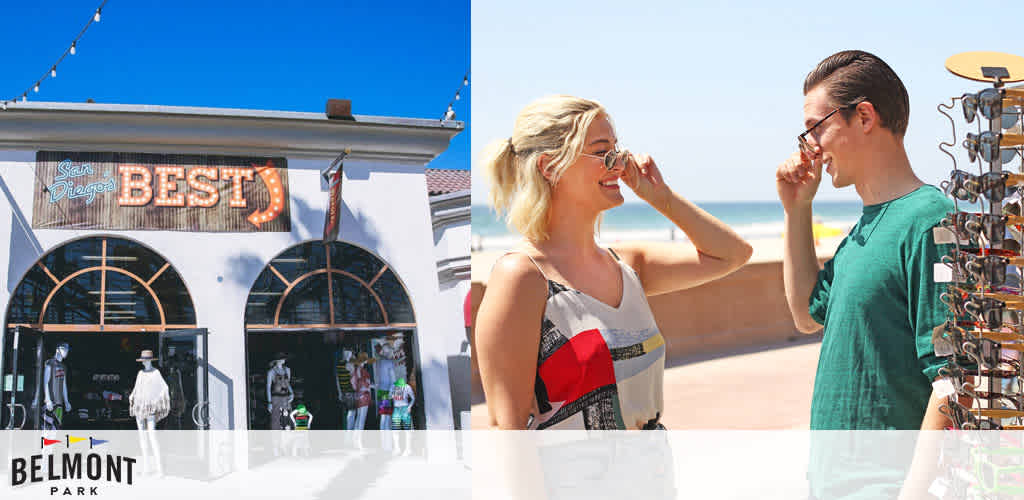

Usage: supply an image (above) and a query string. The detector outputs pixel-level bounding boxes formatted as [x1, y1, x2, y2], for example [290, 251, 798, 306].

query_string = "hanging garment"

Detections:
[129, 369, 170, 422]
[293, 412, 311, 430]
[168, 367, 186, 417]
[354, 365, 372, 408]
[270, 367, 291, 396]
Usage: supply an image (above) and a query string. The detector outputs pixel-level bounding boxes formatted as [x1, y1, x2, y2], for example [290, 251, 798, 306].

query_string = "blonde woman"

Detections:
[476, 95, 753, 430]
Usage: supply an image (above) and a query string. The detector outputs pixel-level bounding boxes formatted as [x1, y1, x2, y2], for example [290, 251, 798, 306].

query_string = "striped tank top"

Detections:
[520, 249, 666, 430]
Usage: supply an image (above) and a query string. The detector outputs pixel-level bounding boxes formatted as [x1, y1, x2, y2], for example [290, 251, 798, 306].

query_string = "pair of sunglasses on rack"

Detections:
[939, 364, 1024, 393]
[941, 251, 1024, 286]
[961, 336, 1024, 370]
[940, 400, 1024, 430]
[964, 131, 1024, 164]
[940, 289, 1023, 329]
[962, 87, 1024, 125]
[942, 212, 1024, 243]
[959, 382, 1023, 410]
[944, 169, 1024, 203]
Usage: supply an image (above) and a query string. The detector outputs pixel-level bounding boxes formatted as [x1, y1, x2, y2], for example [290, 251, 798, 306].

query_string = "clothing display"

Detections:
[517, 250, 666, 430]
[353, 363, 372, 408]
[45, 358, 67, 407]
[129, 369, 170, 422]
[270, 369, 291, 397]
[390, 380, 414, 430]
[391, 406, 411, 430]
[374, 344, 396, 390]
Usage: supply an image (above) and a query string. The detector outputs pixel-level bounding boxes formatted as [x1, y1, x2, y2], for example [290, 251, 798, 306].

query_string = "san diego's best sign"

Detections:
[31, 152, 290, 232]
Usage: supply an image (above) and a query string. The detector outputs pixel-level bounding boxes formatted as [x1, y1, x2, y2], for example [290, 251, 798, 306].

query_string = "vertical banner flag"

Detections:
[323, 148, 350, 241]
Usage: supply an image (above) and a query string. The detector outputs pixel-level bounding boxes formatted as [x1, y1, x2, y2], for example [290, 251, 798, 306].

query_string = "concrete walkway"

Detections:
[472, 339, 822, 430]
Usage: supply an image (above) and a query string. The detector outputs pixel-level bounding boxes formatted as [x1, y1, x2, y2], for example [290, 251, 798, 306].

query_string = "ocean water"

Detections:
[472, 200, 866, 250]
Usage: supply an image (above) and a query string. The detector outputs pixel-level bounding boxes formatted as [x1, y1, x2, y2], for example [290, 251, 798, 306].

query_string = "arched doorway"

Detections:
[1, 236, 207, 430]
[244, 240, 419, 430]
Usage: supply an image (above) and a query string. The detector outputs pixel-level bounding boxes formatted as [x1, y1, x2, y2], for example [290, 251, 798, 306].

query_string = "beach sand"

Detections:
[469, 235, 845, 429]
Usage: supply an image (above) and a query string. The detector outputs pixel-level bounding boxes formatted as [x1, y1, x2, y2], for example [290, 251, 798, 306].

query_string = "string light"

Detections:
[440, 68, 469, 121]
[3, 0, 108, 110]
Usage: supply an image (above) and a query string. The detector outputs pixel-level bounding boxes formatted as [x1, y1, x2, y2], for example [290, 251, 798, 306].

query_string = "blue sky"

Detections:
[472, 0, 1024, 203]
[1, 1, 469, 170]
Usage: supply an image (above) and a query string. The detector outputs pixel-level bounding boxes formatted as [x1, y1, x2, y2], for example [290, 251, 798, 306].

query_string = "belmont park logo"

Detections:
[10, 435, 135, 496]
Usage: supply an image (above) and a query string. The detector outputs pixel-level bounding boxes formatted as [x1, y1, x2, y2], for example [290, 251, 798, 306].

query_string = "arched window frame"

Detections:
[5, 237, 197, 332]
[245, 240, 415, 329]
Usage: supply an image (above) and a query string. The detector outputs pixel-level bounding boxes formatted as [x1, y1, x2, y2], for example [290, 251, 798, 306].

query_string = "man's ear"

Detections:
[855, 101, 878, 134]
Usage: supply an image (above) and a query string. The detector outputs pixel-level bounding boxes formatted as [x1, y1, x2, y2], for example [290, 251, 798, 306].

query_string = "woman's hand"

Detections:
[621, 152, 670, 209]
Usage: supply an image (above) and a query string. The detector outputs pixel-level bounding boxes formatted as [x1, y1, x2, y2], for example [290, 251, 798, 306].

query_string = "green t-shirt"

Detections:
[808, 185, 951, 430]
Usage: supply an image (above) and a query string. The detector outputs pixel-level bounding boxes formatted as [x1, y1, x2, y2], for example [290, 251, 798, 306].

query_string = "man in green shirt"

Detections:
[777, 49, 955, 499]
[777, 50, 952, 431]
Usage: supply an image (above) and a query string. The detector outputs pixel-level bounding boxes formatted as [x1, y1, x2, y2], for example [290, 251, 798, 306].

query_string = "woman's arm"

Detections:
[475, 253, 548, 429]
[616, 154, 753, 295]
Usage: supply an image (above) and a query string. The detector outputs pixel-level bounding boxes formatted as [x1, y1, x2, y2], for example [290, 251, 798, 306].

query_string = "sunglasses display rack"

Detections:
[933, 52, 1024, 499]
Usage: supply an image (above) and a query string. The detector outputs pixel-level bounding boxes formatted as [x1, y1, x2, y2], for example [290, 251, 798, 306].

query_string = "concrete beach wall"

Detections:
[469, 257, 830, 402]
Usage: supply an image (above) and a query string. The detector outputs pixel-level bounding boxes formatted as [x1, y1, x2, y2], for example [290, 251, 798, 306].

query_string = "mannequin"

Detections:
[391, 335, 407, 382]
[373, 341, 396, 392]
[289, 404, 313, 430]
[390, 378, 415, 430]
[43, 343, 72, 430]
[266, 352, 293, 430]
[351, 352, 375, 431]
[129, 350, 169, 476]
[377, 392, 393, 431]
[335, 350, 357, 429]
[390, 378, 415, 456]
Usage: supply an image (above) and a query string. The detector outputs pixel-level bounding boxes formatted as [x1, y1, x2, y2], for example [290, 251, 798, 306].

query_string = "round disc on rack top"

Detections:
[945, 51, 1024, 83]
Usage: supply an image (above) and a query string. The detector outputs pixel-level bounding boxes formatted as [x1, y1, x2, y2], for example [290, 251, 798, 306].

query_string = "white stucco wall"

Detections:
[0, 152, 455, 430]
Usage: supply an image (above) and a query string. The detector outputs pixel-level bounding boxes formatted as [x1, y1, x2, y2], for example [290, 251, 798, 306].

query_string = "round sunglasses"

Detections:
[579, 146, 628, 171]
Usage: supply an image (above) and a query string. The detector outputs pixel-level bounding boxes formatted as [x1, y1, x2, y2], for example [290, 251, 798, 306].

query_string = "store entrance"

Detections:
[0, 327, 209, 430]
[246, 329, 418, 431]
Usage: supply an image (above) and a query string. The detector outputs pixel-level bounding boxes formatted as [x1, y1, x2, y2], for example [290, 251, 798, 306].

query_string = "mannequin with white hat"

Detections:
[130, 350, 169, 476]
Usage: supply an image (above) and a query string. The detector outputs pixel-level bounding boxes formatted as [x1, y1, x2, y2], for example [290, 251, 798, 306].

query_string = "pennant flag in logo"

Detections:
[41, 438, 62, 447]
[90, 437, 108, 448]
[68, 435, 88, 445]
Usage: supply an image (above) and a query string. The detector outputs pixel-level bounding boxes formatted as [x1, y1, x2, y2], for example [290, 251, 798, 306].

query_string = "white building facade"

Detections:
[0, 101, 464, 432]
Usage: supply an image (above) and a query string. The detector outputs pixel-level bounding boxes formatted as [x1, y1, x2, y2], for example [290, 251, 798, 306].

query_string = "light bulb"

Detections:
[2, 102, 6, 111]
[70, 43, 76, 55]
[34, 83, 39, 93]
[94, 9, 101, 22]
[463, 76, 468, 86]
[51, 67, 56, 78]
[22, 95, 27, 102]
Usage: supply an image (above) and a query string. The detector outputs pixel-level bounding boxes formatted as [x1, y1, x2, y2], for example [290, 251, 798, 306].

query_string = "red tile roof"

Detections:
[425, 168, 470, 195]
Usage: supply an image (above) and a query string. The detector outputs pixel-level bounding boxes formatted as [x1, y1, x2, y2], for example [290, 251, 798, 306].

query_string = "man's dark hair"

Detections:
[803, 50, 910, 137]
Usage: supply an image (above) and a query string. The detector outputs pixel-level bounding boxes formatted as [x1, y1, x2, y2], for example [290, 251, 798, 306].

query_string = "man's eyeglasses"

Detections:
[579, 146, 627, 171]
[797, 101, 863, 154]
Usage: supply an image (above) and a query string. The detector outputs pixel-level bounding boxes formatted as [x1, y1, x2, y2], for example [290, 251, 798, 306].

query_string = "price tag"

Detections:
[933, 226, 970, 245]
[932, 378, 956, 398]
[927, 477, 948, 498]
[934, 263, 953, 283]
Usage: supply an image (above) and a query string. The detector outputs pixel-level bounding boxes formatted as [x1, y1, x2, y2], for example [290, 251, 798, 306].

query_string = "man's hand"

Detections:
[776, 148, 823, 211]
